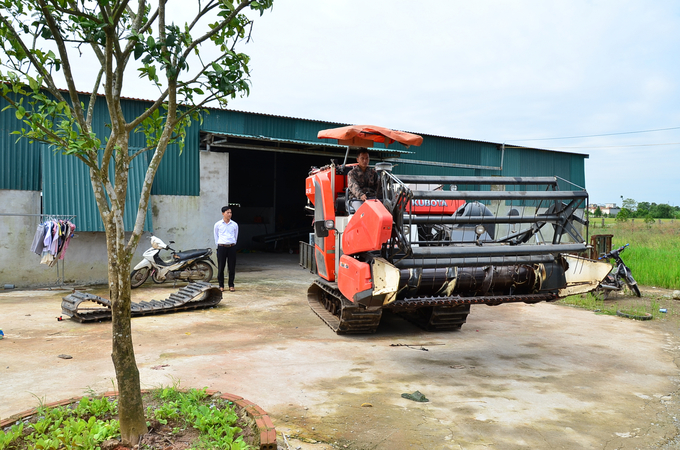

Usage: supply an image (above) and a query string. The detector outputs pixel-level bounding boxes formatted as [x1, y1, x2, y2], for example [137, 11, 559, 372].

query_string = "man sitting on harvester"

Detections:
[347, 149, 382, 212]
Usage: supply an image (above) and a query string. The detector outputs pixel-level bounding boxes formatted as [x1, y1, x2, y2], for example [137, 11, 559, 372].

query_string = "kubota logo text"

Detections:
[412, 199, 449, 207]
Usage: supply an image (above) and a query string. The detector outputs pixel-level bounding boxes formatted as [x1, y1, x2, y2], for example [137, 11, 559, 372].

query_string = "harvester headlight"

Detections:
[475, 224, 486, 236]
[324, 219, 335, 230]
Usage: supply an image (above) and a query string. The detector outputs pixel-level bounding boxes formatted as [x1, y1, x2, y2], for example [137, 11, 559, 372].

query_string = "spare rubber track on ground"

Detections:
[61, 282, 222, 323]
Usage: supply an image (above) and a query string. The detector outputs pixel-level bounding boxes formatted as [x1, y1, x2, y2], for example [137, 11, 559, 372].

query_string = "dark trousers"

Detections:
[216, 245, 236, 288]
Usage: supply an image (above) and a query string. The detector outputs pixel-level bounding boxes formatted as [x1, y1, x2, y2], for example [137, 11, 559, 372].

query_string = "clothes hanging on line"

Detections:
[30, 219, 76, 267]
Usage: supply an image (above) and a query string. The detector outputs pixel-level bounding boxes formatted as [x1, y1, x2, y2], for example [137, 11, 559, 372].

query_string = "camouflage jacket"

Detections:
[347, 166, 381, 200]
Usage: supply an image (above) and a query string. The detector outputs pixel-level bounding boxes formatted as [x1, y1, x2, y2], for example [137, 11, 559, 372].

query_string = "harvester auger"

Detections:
[300, 125, 610, 334]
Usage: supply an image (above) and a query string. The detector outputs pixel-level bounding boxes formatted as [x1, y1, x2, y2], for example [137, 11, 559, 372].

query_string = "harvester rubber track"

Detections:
[308, 280, 382, 334]
[396, 305, 471, 331]
[61, 282, 222, 323]
[388, 292, 558, 309]
[390, 293, 556, 331]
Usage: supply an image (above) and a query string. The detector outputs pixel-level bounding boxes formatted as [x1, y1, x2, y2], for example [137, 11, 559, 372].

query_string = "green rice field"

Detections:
[589, 219, 680, 289]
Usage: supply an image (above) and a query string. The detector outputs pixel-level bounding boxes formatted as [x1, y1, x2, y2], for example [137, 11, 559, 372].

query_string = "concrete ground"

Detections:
[2, 253, 680, 450]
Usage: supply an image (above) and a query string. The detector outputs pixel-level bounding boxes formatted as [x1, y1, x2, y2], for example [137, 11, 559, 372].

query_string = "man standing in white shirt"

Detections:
[214, 206, 239, 292]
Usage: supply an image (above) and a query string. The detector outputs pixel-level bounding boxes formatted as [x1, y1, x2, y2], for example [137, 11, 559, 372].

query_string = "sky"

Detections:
[125, 1, 680, 207]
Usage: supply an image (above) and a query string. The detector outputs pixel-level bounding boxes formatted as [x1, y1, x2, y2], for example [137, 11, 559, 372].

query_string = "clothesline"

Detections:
[30, 218, 77, 268]
[2, 213, 77, 285]
[0, 213, 76, 219]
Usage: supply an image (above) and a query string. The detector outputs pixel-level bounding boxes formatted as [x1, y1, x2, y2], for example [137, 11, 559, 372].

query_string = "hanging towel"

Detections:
[30, 224, 46, 255]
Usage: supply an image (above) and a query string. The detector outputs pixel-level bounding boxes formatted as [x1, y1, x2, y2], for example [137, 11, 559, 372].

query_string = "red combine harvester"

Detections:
[301, 125, 610, 334]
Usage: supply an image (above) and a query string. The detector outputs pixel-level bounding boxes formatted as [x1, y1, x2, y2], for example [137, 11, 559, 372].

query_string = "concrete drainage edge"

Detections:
[0, 389, 276, 450]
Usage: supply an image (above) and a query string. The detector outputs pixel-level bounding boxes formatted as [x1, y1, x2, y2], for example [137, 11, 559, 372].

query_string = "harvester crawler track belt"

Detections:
[388, 292, 558, 309]
[308, 280, 382, 334]
[61, 282, 222, 323]
[389, 293, 557, 331]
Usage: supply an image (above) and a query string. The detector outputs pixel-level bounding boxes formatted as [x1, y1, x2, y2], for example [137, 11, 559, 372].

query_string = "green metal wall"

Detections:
[41, 145, 152, 232]
[0, 94, 197, 231]
[0, 95, 42, 191]
[392, 139, 586, 192]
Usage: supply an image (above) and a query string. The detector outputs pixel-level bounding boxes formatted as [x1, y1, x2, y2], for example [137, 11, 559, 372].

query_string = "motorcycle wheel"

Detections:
[130, 267, 150, 288]
[592, 285, 609, 300]
[622, 271, 642, 297]
[151, 270, 165, 284]
[191, 261, 213, 283]
[631, 284, 642, 297]
[625, 279, 642, 297]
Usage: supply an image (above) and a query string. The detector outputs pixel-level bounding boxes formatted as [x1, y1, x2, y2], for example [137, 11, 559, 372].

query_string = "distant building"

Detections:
[588, 203, 620, 216]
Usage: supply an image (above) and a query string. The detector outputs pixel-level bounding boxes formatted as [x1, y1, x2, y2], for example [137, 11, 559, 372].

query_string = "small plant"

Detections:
[0, 386, 255, 450]
[0, 423, 23, 448]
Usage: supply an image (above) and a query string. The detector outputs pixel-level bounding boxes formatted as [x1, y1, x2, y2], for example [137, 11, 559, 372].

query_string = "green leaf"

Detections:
[134, 42, 144, 60]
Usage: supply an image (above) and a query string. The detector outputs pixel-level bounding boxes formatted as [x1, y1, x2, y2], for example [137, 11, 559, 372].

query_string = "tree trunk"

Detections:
[109, 237, 148, 444]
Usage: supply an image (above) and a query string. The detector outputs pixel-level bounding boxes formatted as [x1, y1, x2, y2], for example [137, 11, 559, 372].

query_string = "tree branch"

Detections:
[36, 0, 90, 131]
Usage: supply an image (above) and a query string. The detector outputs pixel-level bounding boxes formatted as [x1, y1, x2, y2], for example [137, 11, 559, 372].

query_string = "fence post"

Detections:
[602, 218, 605, 227]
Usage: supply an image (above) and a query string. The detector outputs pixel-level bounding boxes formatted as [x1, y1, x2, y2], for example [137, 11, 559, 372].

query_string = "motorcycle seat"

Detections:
[173, 249, 211, 260]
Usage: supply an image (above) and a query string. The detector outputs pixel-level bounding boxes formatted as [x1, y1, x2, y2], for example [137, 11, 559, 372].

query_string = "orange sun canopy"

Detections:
[317, 125, 423, 148]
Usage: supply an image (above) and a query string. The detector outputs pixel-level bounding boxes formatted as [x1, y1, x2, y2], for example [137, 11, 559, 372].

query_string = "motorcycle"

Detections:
[595, 243, 641, 299]
[130, 236, 215, 288]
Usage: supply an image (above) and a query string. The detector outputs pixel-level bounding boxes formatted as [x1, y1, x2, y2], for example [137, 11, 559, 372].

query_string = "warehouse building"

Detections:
[0, 94, 588, 287]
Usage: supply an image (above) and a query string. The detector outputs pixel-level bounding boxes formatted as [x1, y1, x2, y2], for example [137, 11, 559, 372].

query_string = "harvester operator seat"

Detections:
[335, 191, 347, 216]
[345, 188, 359, 214]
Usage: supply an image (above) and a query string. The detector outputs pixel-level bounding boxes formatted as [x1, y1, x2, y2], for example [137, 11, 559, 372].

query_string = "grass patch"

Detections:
[559, 291, 670, 321]
[559, 292, 618, 316]
[590, 220, 680, 289]
[0, 386, 257, 450]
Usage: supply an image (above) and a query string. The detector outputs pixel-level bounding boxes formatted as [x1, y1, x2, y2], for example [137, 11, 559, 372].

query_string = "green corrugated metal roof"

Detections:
[0, 93, 199, 197]
[203, 130, 414, 154]
[201, 109, 415, 153]
[0, 96, 41, 190]
[41, 146, 152, 232]
[151, 122, 200, 196]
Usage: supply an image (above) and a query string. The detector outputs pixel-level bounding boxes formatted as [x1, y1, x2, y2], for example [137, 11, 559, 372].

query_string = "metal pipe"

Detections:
[410, 190, 588, 201]
[394, 255, 556, 269]
[410, 243, 587, 258]
[0, 213, 77, 217]
[405, 214, 567, 224]
[395, 175, 558, 186]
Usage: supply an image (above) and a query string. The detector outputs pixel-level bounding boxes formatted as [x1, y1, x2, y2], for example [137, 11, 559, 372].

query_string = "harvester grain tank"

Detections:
[301, 125, 610, 334]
